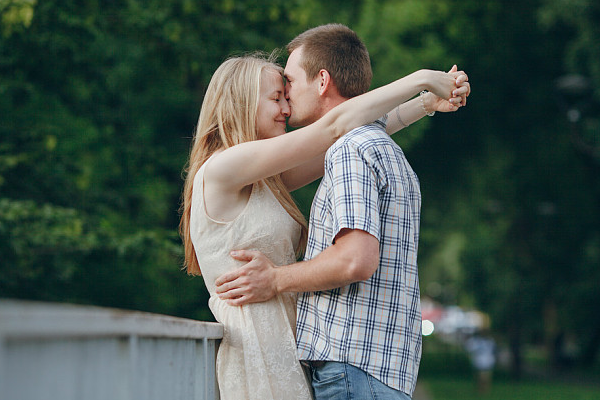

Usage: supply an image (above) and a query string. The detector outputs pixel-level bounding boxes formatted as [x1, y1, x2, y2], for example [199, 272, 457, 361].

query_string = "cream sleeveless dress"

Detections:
[190, 163, 312, 400]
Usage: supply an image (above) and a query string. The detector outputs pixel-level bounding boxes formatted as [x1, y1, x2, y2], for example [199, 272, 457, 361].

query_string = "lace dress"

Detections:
[190, 164, 312, 400]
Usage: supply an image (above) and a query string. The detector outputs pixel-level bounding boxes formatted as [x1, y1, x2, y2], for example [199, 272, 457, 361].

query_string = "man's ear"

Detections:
[317, 69, 332, 96]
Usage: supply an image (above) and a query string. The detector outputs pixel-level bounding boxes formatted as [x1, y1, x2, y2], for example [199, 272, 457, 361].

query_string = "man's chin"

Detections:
[289, 115, 314, 128]
[287, 119, 302, 128]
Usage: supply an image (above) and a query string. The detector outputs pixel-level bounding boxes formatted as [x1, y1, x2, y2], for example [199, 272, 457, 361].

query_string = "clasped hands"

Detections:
[442, 64, 470, 111]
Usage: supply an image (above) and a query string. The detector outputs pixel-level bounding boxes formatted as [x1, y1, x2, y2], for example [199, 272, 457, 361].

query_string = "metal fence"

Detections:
[0, 300, 223, 400]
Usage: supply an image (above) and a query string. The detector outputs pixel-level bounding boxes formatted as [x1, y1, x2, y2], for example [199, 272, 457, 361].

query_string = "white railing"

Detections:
[0, 299, 223, 400]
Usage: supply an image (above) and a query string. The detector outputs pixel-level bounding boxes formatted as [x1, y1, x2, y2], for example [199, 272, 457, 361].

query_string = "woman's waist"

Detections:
[199, 254, 296, 291]
[208, 292, 298, 319]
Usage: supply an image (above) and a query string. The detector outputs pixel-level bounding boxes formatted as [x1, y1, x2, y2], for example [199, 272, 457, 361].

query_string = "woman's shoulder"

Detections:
[200, 150, 223, 180]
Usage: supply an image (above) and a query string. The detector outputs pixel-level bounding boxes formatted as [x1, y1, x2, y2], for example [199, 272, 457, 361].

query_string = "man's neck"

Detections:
[312, 95, 347, 123]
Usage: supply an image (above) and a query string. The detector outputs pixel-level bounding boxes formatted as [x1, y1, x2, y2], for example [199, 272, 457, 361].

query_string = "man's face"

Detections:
[284, 47, 321, 128]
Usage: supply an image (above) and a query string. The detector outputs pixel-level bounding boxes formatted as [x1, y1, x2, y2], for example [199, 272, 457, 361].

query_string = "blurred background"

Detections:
[1, 0, 599, 398]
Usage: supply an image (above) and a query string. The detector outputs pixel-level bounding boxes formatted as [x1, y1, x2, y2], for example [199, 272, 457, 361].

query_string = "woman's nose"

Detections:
[281, 100, 290, 117]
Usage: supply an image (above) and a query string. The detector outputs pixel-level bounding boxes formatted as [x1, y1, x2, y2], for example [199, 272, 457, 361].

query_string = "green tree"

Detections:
[410, 0, 600, 375]
[0, 0, 305, 319]
[1, 0, 598, 376]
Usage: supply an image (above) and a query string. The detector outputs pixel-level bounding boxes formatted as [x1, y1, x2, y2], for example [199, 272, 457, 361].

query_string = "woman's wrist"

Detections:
[420, 91, 436, 116]
[405, 70, 429, 94]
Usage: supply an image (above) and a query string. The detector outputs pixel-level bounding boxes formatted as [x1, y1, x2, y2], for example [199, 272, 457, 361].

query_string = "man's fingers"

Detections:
[215, 250, 259, 287]
[218, 286, 246, 299]
[215, 249, 277, 306]
[230, 249, 257, 262]
[215, 278, 233, 293]
[227, 296, 251, 307]
[215, 271, 243, 287]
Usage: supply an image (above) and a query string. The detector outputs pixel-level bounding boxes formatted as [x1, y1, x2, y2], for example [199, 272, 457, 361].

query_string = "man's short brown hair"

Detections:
[287, 23, 372, 98]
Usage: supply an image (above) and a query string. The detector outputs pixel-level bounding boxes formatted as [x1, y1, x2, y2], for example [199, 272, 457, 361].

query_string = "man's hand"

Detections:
[214, 250, 278, 306]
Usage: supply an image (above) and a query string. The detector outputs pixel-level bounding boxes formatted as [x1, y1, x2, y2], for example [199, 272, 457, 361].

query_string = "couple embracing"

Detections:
[180, 23, 470, 400]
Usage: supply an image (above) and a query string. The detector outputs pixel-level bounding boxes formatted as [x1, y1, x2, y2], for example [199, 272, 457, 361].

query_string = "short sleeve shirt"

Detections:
[296, 119, 422, 396]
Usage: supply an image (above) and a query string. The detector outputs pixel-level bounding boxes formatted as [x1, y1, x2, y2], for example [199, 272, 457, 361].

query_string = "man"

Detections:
[215, 24, 469, 399]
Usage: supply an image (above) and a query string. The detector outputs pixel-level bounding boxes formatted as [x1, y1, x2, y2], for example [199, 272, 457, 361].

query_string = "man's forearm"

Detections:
[217, 229, 379, 305]
[274, 256, 358, 294]
[275, 229, 380, 293]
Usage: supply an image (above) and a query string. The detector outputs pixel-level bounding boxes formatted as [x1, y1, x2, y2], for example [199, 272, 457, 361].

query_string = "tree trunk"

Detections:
[543, 299, 564, 369]
[508, 318, 523, 379]
[581, 324, 600, 367]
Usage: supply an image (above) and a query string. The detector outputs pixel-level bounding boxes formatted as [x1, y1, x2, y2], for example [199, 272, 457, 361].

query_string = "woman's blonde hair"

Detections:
[179, 54, 308, 275]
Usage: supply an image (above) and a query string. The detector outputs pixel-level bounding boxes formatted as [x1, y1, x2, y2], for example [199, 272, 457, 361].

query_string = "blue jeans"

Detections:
[307, 361, 412, 400]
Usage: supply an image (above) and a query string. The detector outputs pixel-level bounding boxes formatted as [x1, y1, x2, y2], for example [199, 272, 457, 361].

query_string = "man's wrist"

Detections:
[273, 266, 285, 295]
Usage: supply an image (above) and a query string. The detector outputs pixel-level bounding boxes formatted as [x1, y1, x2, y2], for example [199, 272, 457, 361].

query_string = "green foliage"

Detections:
[0, 0, 598, 372]
[420, 336, 473, 377]
[0, 197, 210, 319]
[410, 0, 600, 371]
[0, 0, 36, 37]
[0, 0, 304, 318]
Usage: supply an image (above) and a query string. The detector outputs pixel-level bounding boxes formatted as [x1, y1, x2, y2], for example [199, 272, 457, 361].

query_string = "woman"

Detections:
[179, 54, 464, 400]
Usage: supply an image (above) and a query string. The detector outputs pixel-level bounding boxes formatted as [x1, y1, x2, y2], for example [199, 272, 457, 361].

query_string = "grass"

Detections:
[419, 375, 600, 400]
[417, 336, 600, 400]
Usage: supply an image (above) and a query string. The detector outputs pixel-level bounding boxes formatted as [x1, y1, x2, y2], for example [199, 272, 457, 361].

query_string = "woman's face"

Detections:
[256, 68, 290, 140]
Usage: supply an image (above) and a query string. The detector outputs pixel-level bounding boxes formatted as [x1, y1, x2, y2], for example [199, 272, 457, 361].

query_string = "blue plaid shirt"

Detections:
[296, 118, 422, 395]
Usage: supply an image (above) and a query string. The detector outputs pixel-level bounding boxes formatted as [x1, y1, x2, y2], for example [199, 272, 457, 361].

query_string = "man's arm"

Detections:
[214, 228, 379, 306]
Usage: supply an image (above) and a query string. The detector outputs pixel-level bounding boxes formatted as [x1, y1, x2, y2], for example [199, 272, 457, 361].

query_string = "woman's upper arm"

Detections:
[281, 153, 326, 192]
[206, 121, 334, 191]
